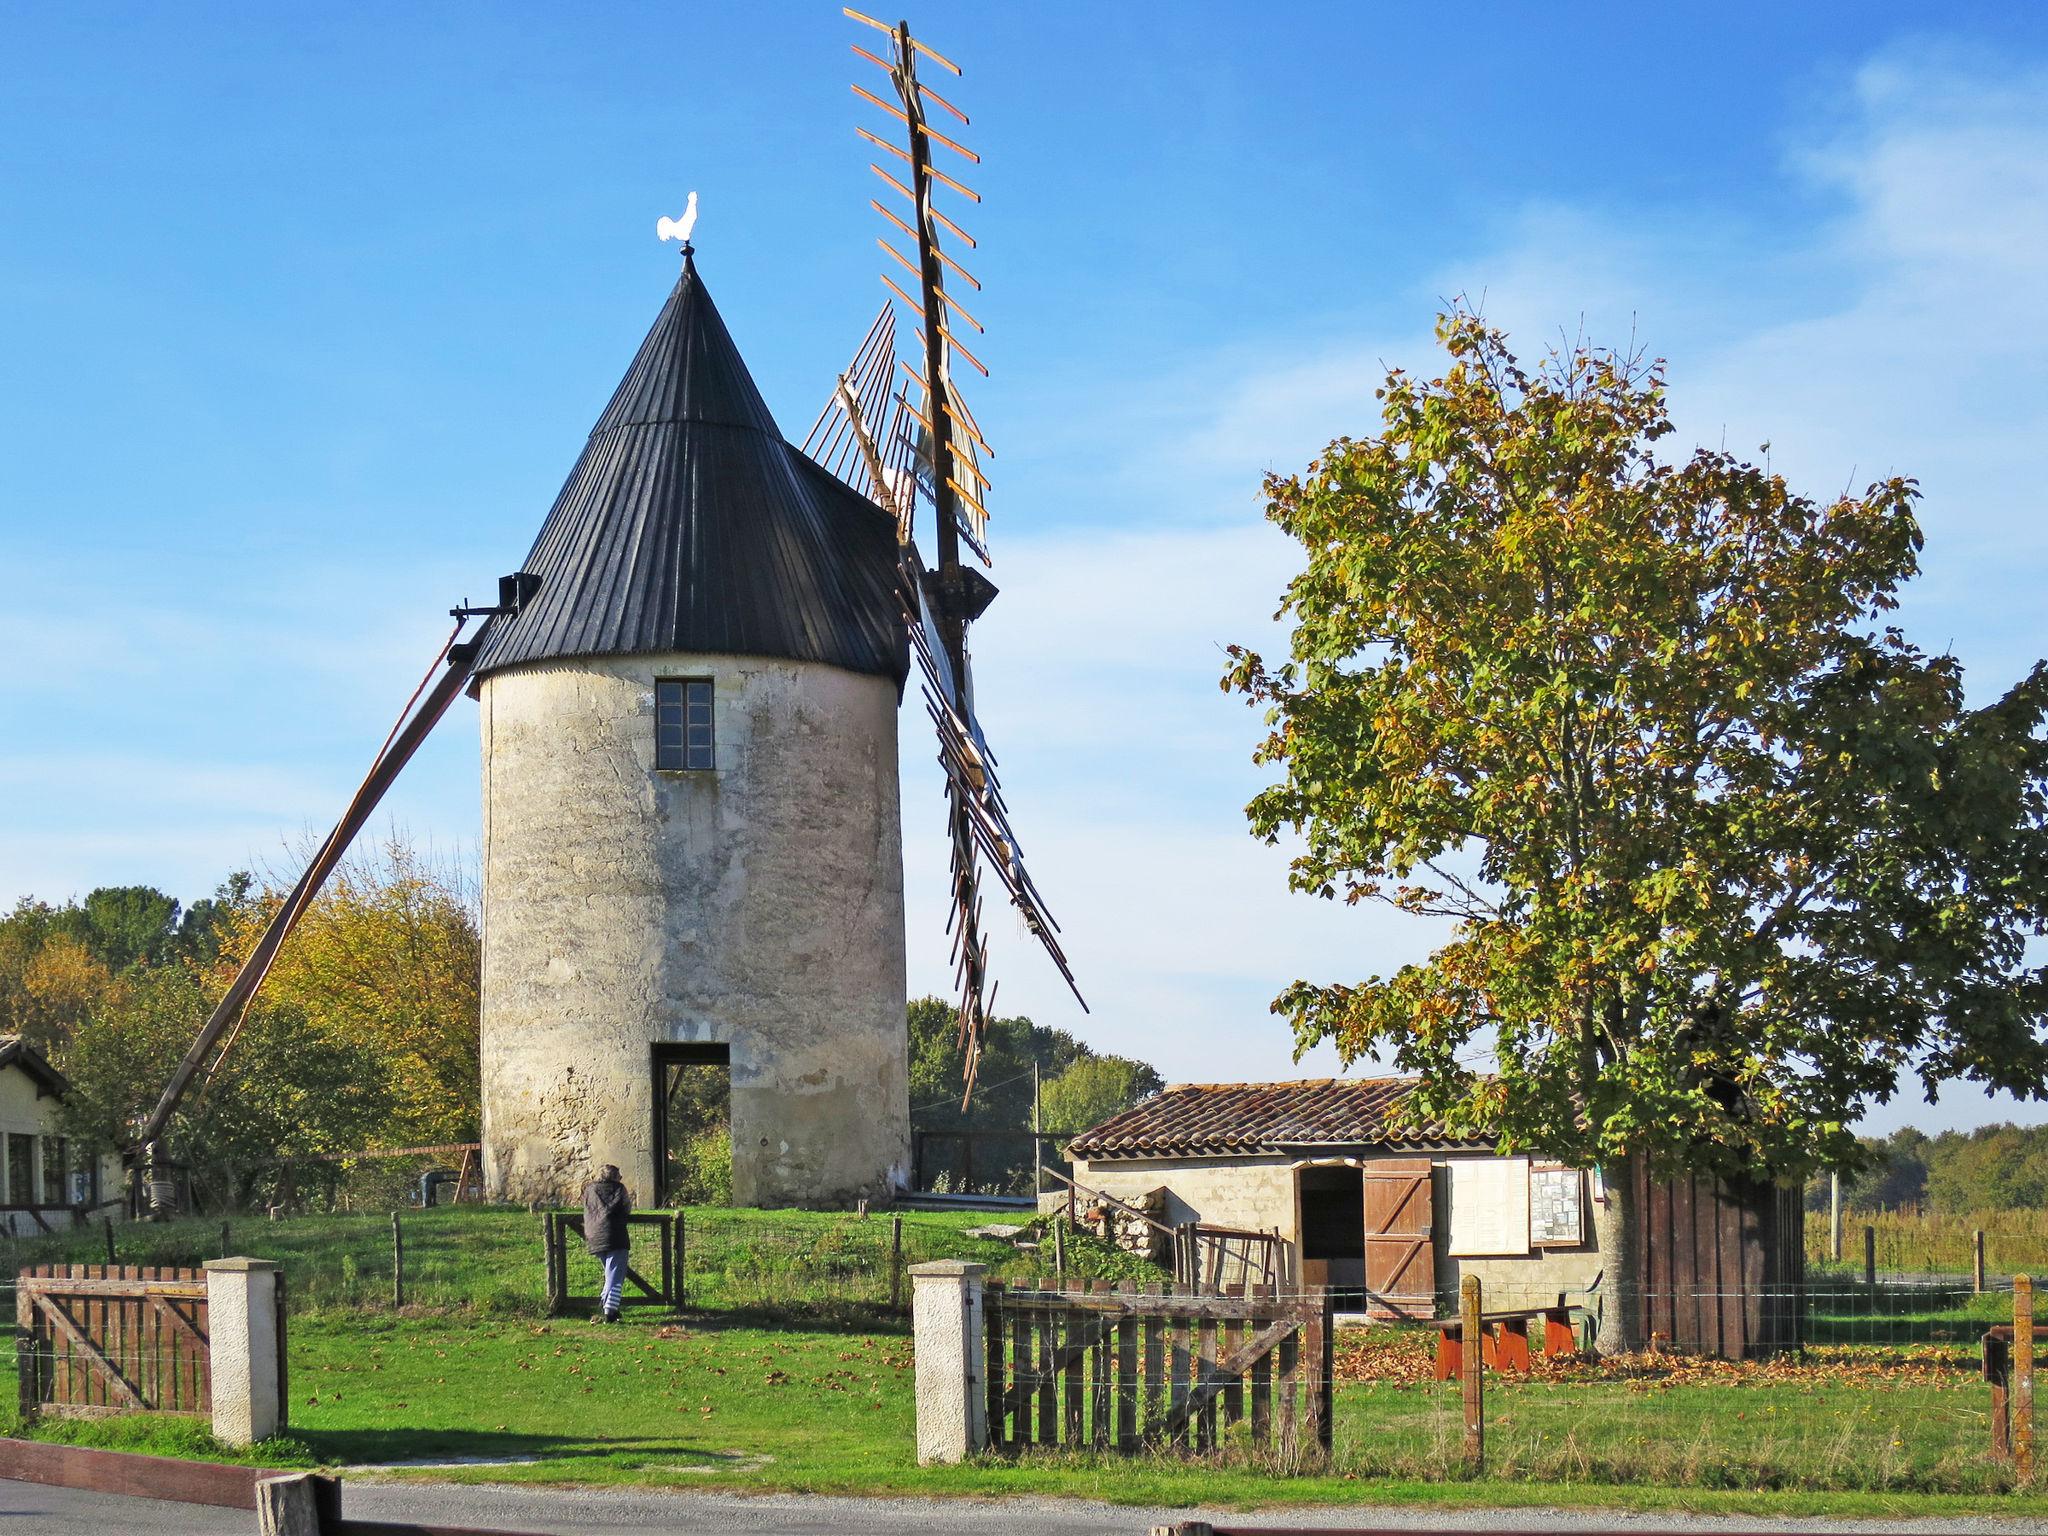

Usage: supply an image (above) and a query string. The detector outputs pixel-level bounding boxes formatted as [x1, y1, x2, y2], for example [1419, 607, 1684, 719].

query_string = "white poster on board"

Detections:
[1447, 1156, 1531, 1256]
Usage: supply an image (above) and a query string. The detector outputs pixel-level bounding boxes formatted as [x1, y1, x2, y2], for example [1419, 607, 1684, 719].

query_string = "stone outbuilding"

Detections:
[1065, 1077, 1804, 1356]
[0, 1035, 120, 1237]
[470, 253, 911, 1210]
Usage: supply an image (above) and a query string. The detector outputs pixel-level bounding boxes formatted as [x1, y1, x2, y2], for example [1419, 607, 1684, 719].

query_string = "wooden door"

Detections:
[1363, 1159, 1435, 1318]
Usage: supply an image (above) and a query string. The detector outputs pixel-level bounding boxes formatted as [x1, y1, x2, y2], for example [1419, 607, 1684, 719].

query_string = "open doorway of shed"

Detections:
[653, 1043, 730, 1207]
[1297, 1164, 1366, 1306]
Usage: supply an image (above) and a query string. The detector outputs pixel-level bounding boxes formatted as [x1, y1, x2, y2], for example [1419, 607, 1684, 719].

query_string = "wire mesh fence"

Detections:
[1330, 1280, 2026, 1492]
[1805, 1207, 2048, 1282]
[0, 1206, 2039, 1492]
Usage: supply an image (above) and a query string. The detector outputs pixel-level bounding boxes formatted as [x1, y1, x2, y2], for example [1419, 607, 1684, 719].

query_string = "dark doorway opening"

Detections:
[653, 1043, 730, 1208]
[1298, 1164, 1366, 1306]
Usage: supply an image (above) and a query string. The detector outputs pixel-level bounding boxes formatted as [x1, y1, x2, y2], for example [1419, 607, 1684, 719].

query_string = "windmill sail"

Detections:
[801, 9, 1085, 1100]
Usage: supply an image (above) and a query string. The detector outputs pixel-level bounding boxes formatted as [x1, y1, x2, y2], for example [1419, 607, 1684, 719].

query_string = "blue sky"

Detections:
[3, 3, 2046, 1133]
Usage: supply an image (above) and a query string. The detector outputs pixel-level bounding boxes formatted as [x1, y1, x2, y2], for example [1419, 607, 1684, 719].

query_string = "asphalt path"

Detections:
[9, 1479, 2048, 1535]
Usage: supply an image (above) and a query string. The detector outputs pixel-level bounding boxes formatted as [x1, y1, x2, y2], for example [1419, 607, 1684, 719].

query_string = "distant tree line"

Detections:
[0, 836, 479, 1213]
[907, 995, 1162, 1196]
[1809, 1124, 2048, 1214]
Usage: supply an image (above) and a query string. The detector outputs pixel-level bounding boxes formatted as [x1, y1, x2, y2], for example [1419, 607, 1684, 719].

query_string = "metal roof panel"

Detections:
[474, 257, 907, 683]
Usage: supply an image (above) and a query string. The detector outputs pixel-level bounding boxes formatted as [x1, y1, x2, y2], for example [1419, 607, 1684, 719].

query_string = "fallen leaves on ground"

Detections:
[1333, 1326, 1980, 1390]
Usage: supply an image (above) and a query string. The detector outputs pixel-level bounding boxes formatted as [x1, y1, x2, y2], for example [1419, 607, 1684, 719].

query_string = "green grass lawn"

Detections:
[5, 1206, 2045, 1518]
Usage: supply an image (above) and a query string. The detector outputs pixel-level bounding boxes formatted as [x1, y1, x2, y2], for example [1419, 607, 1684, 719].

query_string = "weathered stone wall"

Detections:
[478, 652, 909, 1208]
[1069, 1155, 1299, 1239]
[1071, 1150, 1604, 1302]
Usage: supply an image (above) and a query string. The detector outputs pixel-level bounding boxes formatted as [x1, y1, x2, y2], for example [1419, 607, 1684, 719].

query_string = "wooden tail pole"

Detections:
[134, 622, 486, 1161]
[1461, 1272, 1484, 1471]
[2019, 1275, 2035, 1484]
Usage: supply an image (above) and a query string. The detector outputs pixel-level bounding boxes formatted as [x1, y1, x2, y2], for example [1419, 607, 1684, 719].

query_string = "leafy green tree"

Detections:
[58, 886, 184, 971]
[1041, 1054, 1162, 1138]
[61, 965, 395, 1212]
[1225, 310, 2048, 1351]
[212, 840, 479, 1143]
[907, 997, 1162, 1194]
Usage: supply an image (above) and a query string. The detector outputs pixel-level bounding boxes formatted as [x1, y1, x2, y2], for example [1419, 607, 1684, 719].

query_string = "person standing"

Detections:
[581, 1163, 632, 1323]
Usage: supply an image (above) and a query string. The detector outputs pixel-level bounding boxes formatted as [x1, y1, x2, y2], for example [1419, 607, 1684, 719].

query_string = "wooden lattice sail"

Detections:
[803, 10, 1085, 1101]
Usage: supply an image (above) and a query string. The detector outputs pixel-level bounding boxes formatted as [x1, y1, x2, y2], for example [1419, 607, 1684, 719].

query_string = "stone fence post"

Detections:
[205, 1258, 282, 1447]
[909, 1259, 986, 1464]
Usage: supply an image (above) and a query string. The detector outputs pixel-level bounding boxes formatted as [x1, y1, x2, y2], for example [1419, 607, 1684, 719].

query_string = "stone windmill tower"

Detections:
[469, 248, 915, 1208]
[131, 17, 1082, 1215]
[465, 19, 1085, 1210]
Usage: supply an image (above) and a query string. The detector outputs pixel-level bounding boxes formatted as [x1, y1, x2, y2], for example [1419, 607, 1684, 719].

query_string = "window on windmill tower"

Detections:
[656, 679, 715, 771]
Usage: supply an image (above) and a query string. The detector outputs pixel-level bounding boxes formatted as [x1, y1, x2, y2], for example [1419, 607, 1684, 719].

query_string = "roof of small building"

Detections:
[472, 253, 909, 685]
[1064, 1077, 1492, 1160]
[0, 1035, 70, 1099]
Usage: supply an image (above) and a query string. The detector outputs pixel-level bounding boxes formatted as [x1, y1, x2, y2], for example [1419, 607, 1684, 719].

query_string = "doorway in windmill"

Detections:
[1297, 1164, 1367, 1308]
[653, 1043, 730, 1207]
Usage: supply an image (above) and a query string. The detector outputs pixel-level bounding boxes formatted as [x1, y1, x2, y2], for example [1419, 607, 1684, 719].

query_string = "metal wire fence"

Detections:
[1329, 1280, 2025, 1493]
[1805, 1207, 2048, 1282]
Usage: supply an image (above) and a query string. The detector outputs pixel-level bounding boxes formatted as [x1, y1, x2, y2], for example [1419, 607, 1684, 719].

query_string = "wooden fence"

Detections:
[541, 1211, 681, 1314]
[983, 1279, 1332, 1458]
[13, 1264, 244, 1420]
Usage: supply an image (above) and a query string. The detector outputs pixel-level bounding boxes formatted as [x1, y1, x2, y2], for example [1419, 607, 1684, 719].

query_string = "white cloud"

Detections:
[901, 46, 2048, 1130]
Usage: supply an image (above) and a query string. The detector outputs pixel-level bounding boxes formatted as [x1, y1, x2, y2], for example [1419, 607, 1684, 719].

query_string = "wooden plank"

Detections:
[16, 1263, 37, 1419]
[17, 1277, 207, 1300]
[1062, 1303, 1082, 1446]
[1249, 1286, 1272, 1445]
[1222, 1285, 1245, 1426]
[1168, 1311, 1190, 1450]
[0, 1436, 262, 1509]
[1089, 1281, 1110, 1450]
[1195, 1315, 1217, 1450]
[36, 1295, 145, 1410]
[1307, 1294, 1332, 1452]
[1142, 1286, 1164, 1442]
[1115, 1282, 1138, 1452]
[1009, 1300, 1031, 1447]
[983, 1283, 1005, 1452]
[1276, 1323, 1299, 1453]
[1035, 1301, 1054, 1446]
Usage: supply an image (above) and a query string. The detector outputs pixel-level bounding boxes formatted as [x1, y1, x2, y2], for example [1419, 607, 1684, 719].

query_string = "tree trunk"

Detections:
[1592, 1155, 1643, 1357]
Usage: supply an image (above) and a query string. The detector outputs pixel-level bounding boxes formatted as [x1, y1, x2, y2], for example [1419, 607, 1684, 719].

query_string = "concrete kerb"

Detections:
[909, 1260, 987, 1464]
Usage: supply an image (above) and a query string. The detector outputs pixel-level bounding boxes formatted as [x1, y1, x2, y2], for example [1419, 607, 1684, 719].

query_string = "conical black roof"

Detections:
[472, 256, 908, 684]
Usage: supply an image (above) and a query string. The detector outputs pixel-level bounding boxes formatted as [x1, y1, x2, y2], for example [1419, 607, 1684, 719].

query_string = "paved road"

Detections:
[9, 1478, 2048, 1535]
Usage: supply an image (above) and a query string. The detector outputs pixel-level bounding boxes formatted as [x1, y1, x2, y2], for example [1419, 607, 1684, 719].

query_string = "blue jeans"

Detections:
[598, 1249, 628, 1314]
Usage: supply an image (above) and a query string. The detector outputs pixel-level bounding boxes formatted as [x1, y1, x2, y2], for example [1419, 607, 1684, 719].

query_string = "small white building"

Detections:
[1064, 1076, 1806, 1358]
[0, 1035, 120, 1237]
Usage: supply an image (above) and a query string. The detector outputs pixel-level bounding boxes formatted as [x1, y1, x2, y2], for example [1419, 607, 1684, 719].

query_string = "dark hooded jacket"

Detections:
[581, 1176, 632, 1255]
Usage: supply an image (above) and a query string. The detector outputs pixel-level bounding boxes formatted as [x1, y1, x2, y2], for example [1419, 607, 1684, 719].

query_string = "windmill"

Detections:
[129, 12, 1078, 1213]
[802, 9, 1085, 1099]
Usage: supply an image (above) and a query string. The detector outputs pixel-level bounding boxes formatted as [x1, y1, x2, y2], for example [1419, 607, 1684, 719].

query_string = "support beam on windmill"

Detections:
[805, 8, 1085, 1101]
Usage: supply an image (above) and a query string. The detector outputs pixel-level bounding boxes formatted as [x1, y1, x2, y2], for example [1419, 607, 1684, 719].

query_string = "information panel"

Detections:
[1447, 1156, 1531, 1256]
[1530, 1166, 1585, 1245]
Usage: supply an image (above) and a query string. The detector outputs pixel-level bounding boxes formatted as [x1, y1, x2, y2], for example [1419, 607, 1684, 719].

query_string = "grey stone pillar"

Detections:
[205, 1258, 281, 1446]
[909, 1259, 986, 1464]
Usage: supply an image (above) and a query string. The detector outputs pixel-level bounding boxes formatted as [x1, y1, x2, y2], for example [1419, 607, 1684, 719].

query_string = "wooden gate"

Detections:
[983, 1280, 1332, 1458]
[15, 1265, 220, 1418]
[1363, 1158, 1435, 1318]
[542, 1211, 681, 1314]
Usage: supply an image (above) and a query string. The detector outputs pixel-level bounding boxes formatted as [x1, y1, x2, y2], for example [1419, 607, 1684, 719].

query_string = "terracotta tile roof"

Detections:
[1064, 1077, 1488, 1159]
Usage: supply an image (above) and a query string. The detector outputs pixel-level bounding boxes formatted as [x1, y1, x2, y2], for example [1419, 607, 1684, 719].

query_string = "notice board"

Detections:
[1447, 1156, 1531, 1256]
[1529, 1166, 1585, 1245]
